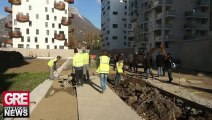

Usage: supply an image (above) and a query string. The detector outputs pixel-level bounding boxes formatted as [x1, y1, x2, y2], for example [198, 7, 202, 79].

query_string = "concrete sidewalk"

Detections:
[77, 76, 142, 120]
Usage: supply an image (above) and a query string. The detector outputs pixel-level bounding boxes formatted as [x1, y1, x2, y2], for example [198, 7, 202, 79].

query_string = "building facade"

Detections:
[101, 0, 132, 50]
[128, 0, 212, 71]
[5, 0, 74, 49]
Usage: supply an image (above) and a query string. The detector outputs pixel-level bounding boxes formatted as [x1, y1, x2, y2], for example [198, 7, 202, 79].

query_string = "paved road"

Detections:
[77, 76, 142, 120]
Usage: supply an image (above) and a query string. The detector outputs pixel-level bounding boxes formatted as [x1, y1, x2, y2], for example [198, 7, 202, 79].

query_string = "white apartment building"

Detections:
[101, 0, 132, 50]
[6, 0, 74, 49]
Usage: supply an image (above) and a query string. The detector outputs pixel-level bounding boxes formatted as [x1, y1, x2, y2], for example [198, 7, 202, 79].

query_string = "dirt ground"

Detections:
[30, 76, 78, 120]
[5, 59, 66, 73]
[108, 78, 212, 120]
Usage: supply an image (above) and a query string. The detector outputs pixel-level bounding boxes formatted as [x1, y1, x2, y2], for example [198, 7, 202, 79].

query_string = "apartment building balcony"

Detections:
[61, 17, 72, 26]
[155, 13, 162, 20]
[184, 35, 195, 40]
[9, 31, 22, 38]
[69, 28, 74, 33]
[54, 33, 65, 40]
[153, 24, 162, 31]
[4, 7, 12, 13]
[195, 12, 209, 19]
[165, 24, 173, 29]
[5, 21, 12, 29]
[196, 24, 209, 31]
[165, 35, 175, 41]
[8, 0, 21, 5]
[140, 37, 148, 43]
[184, 23, 195, 29]
[152, 0, 173, 9]
[16, 13, 29, 22]
[185, 11, 196, 19]
[197, 0, 209, 8]
[166, 10, 176, 17]
[54, 2, 65, 11]
[155, 36, 162, 42]
[64, 0, 74, 4]
[4, 39, 13, 45]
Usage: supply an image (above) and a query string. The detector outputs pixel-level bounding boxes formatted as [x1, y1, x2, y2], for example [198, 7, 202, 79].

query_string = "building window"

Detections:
[26, 44, 30, 49]
[54, 16, 57, 21]
[18, 44, 24, 48]
[27, 37, 30, 42]
[45, 7, 48, 12]
[35, 37, 38, 43]
[54, 45, 57, 49]
[46, 30, 49, 35]
[113, 24, 118, 28]
[124, 42, 126, 46]
[124, 36, 126, 39]
[46, 0, 49, 4]
[26, 0, 29, 2]
[36, 45, 39, 49]
[36, 29, 39, 35]
[21, 37, 24, 42]
[29, 5, 31, 10]
[52, 38, 55, 43]
[46, 15, 49, 20]
[112, 36, 118, 40]
[26, 29, 29, 34]
[59, 46, 64, 49]
[125, 6, 127, 9]
[113, 11, 118, 15]
[52, 23, 55, 28]
[29, 21, 32, 26]
[45, 22, 48, 28]
[14, 19, 17, 25]
[52, 8, 54, 13]
[36, 14, 39, 19]
[45, 38, 48, 43]
[125, 12, 127, 15]
[54, 30, 57, 34]
[107, 43, 110, 46]
[65, 10, 67, 14]
[59, 24, 61, 29]
[47, 45, 50, 49]
[124, 24, 127, 28]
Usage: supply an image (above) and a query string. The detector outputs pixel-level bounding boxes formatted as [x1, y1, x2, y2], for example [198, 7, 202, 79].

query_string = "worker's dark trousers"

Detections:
[74, 67, 84, 85]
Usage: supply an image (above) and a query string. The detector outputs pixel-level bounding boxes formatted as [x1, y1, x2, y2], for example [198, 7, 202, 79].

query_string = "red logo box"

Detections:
[2, 91, 30, 107]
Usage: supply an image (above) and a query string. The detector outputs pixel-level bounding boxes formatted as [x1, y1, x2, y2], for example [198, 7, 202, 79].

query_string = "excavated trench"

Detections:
[108, 78, 212, 120]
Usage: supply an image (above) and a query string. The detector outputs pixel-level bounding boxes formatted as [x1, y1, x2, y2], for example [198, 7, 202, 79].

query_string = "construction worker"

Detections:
[114, 57, 124, 86]
[82, 49, 90, 82]
[73, 48, 84, 86]
[98, 50, 110, 93]
[47, 56, 61, 80]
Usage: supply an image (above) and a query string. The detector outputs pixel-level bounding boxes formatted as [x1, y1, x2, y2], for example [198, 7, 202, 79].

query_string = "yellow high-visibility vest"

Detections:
[73, 53, 83, 67]
[99, 55, 110, 74]
[116, 62, 123, 73]
[82, 53, 89, 65]
[47, 58, 57, 67]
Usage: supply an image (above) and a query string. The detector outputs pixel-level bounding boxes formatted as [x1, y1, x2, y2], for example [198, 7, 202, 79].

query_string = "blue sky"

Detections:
[0, 0, 101, 29]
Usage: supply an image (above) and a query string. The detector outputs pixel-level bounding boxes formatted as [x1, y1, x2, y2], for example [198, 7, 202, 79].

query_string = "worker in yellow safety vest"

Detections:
[73, 48, 84, 86]
[114, 57, 124, 86]
[82, 49, 90, 82]
[97, 50, 110, 93]
[47, 56, 61, 80]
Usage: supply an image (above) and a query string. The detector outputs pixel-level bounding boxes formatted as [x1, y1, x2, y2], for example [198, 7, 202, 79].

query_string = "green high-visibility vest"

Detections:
[82, 53, 89, 65]
[73, 53, 83, 67]
[47, 58, 57, 67]
[99, 55, 110, 74]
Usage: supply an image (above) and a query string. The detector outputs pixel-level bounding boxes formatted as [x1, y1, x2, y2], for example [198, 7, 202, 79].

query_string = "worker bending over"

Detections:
[47, 56, 61, 80]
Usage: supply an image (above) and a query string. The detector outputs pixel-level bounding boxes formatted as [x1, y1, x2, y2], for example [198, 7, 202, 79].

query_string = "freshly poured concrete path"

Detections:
[77, 76, 142, 120]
